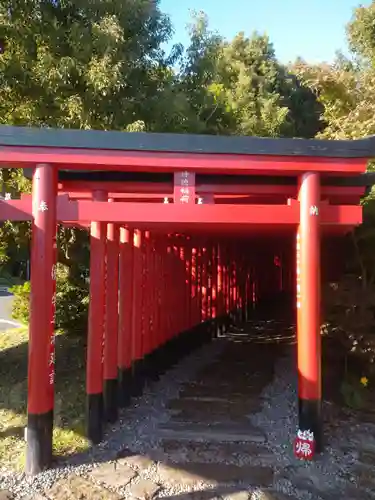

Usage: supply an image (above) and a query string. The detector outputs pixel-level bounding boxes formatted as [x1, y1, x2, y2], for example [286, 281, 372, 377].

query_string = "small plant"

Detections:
[340, 375, 369, 410]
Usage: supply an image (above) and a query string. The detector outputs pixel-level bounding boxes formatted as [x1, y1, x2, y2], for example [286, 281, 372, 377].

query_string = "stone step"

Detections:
[159, 439, 274, 464]
[168, 412, 255, 425]
[167, 397, 261, 413]
[155, 422, 267, 444]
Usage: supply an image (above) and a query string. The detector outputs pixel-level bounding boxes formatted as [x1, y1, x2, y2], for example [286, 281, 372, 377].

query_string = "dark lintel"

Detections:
[22, 169, 375, 189]
[1, 125, 375, 158]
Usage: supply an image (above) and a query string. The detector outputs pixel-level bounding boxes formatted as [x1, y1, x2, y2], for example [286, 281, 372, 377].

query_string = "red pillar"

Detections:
[297, 172, 322, 452]
[185, 242, 192, 330]
[166, 241, 173, 339]
[211, 244, 219, 337]
[197, 247, 203, 323]
[132, 229, 144, 395]
[103, 207, 119, 423]
[228, 247, 234, 318]
[201, 247, 207, 321]
[118, 227, 133, 406]
[86, 190, 107, 444]
[226, 248, 231, 316]
[207, 245, 213, 322]
[154, 237, 163, 356]
[217, 244, 224, 333]
[191, 247, 198, 325]
[148, 234, 160, 378]
[142, 231, 152, 377]
[159, 238, 167, 350]
[26, 164, 57, 475]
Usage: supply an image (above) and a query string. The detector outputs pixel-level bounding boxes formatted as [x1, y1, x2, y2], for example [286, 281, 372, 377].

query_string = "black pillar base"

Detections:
[87, 392, 103, 444]
[154, 342, 168, 375]
[118, 367, 132, 407]
[163, 339, 178, 369]
[298, 397, 323, 453]
[211, 319, 218, 339]
[131, 359, 145, 397]
[103, 378, 118, 423]
[145, 350, 160, 381]
[25, 410, 53, 475]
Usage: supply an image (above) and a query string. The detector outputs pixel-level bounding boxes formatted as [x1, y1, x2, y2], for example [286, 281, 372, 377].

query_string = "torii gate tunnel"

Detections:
[0, 126, 374, 474]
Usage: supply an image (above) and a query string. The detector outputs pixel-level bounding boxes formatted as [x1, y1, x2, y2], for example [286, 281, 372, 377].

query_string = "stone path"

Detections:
[2, 320, 375, 500]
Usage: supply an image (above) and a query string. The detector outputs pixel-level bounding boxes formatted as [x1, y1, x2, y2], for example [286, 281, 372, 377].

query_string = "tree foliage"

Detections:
[291, 1, 375, 369]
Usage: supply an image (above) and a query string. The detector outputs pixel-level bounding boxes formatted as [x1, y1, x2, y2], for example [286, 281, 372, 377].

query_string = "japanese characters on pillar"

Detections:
[49, 258, 57, 393]
[43, 200, 57, 399]
[294, 429, 315, 460]
[173, 171, 196, 204]
[296, 231, 301, 310]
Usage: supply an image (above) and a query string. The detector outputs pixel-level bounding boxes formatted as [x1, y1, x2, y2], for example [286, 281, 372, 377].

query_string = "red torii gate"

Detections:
[0, 125, 372, 474]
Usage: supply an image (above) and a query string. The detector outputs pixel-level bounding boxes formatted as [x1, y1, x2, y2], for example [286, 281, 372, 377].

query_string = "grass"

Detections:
[0, 327, 89, 470]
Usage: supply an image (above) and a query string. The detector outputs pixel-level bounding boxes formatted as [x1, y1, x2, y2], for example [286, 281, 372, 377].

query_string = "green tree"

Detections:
[0, 0, 175, 129]
[0, 0, 177, 326]
[176, 13, 322, 138]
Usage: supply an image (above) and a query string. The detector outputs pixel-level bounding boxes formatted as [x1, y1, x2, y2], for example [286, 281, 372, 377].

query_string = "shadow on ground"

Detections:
[0, 329, 87, 466]
[0, 293, 364, 495]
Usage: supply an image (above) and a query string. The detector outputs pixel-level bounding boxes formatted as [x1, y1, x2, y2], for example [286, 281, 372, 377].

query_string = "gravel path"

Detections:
[1, 321, 375, 500]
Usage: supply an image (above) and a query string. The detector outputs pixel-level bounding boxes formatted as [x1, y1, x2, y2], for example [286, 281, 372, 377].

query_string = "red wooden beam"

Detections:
[0, 196, 362, 229]
[59, 181, 366, 198]
[60, 195, 361, 206]
[61, 185, 365, 198]
[61, 199, 300, 225]
[0, 145, 368, 174]
[59, 185, 365, 207]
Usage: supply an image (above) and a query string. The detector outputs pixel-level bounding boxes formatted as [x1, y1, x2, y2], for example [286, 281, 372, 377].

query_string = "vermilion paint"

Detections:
[104, 215, 119, 382]
[298, 173, 321, 401]
[26, 163, 57, 475]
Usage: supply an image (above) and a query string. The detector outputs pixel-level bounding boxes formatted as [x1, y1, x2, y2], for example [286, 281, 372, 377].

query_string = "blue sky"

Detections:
[160, 0, 371, 63]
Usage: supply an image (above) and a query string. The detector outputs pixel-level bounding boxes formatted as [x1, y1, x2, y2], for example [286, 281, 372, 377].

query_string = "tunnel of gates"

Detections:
[0, 126, 374, 474]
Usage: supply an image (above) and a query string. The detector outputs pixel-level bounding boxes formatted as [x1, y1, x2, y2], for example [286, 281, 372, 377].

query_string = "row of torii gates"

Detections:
[0, 126, 374, 474]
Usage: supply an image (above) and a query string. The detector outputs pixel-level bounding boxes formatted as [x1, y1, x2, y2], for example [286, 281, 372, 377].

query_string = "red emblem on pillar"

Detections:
[293, 429, 315, 460]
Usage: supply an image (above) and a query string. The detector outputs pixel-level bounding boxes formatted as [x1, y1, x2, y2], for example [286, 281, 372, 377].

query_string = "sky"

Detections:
[160, 0, 371, 64]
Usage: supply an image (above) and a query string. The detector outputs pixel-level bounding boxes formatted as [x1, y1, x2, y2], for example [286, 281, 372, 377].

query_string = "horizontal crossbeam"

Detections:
[59, 184, 365, 205]
[59, 181, 365, 196]
[0, 196, 363, 229]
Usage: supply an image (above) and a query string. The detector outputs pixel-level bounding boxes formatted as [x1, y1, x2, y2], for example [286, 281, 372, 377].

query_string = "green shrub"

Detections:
[10, 264, 89, 333]
[10, 281, 30, 324]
